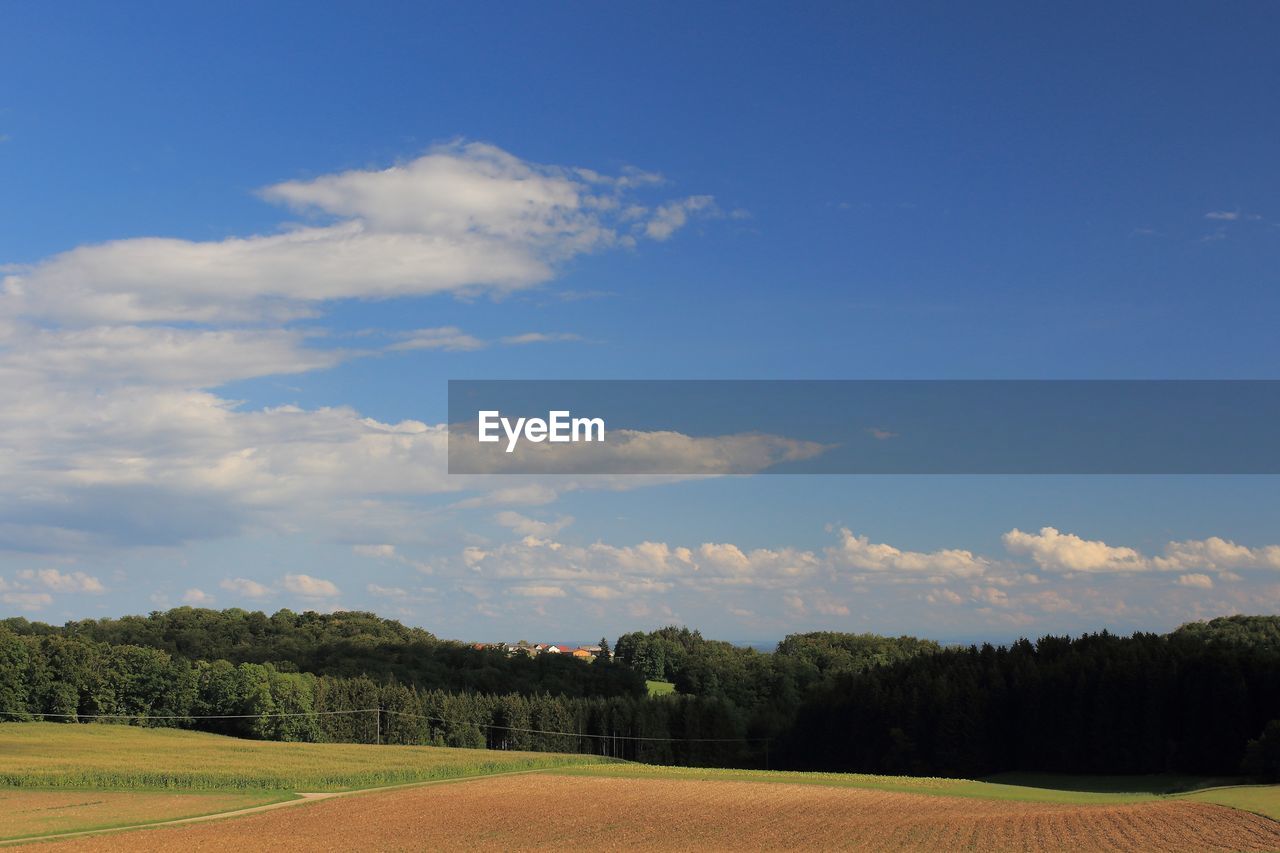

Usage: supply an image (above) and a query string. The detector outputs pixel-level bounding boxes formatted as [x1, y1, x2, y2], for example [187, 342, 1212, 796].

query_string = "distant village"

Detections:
[470, 641, 611, 661]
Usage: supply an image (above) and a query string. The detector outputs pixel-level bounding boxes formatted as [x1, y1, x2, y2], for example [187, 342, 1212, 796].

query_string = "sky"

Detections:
[1, 2, 1278, 643]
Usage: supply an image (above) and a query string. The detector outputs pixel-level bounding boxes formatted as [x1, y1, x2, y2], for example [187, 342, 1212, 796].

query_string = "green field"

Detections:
[646, 679, 676, 696]
[0, 722, 616, 792]
[561, 763, 1159, 803]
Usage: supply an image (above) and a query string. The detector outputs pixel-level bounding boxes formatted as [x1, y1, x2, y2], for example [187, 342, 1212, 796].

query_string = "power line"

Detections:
[0, 708, 366, 721]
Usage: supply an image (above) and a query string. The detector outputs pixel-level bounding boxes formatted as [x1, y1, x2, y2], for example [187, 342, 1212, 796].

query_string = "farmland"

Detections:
[17, 771, 1280, 852]
[3, 723, 1280, 850]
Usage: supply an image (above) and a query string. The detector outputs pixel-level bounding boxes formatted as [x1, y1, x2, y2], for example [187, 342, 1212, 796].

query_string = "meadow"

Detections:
[0, 722, 616, 792]
[562, 763, 1280, 818]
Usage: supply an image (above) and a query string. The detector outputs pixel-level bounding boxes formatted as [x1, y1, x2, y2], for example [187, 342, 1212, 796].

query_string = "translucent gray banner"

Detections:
[447, 380, 1280, 475]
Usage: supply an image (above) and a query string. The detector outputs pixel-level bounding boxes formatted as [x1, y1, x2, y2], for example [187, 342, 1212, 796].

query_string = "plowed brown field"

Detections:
[24, 774, 1280, 852]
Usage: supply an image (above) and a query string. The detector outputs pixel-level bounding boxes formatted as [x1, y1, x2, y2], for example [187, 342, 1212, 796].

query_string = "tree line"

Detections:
[3, 610, 1279, 778]
[0, 624, 754, 766]
[2, 608, 643, 698]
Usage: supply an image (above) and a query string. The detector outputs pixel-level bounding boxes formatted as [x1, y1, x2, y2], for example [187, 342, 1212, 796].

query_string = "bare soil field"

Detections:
[22, 774, 1280, 852]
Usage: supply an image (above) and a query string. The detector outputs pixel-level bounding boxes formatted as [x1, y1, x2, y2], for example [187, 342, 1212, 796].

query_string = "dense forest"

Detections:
[2, 610, 1279, 778]
[1, 609, 642, 698]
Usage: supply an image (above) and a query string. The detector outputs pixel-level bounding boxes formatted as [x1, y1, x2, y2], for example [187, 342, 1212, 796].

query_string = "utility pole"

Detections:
[375, 707, 381, 746]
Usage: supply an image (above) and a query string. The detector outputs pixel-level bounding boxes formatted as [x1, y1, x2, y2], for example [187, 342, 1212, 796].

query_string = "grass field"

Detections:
[645, 679, 675, 696]
[1181, 786, 1280, 821]
[0, 722, 616, 792]
[560, 763, 1163, 803]
[564, 763, 1280, 815]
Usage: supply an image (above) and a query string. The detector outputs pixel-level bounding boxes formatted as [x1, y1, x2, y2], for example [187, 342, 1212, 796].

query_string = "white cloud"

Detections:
[281, 573, 340, 598]
[220, 577, 273, 598]
[367, 583, 409, 598]
[1025, 589, 1078, 613]
[2, 591, 52, 610]
[459, 526, 990, 620]
[1003, 529, 1280, 577]
[1176, 573, 1214, 590]
[832, 528, 988, 577]
[1205, 211, 1240, 221]
[352, 543, 433, 575]
[354, 544, 399, 559]
[813, 598, 851, 617]
[5, 143, 710, 326]
[182, 588, 214, 605]
[508, 584, 566, 598]
[494, 511, 574, 537]
[0, 143, 720, 557]
[0, 325, 343, 388]
[644, 195, 715, 240]
[926, 588, 966, 606]
[1003, 527, 1148, 573]
[1153, 537, 1280, 572]
[970, 585, 1010, 607]
[498, 332, 582, 345]
[17, 568, 105, 594]
[388, 327, 485, 352]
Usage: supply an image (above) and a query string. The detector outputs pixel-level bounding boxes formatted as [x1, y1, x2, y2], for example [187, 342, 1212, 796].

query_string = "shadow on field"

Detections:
[982, 772, 1248, 795]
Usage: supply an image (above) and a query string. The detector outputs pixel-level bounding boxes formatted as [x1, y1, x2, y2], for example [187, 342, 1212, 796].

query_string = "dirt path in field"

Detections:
[19, 773, 1280, 852]
[0, 793, 336, 847]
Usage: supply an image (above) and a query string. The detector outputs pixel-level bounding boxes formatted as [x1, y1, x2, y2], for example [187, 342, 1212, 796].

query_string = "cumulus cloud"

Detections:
[459, 526, 989, 617]
[281, 573, 340, 598]
[182, 588, 214, 605]
[832, 528, 988, 577]
[1003, 527, 1148, 573]
[220, 577, 273, 598]
[494, 511, 574, 537]
[813, 598, 851, 617]
[1176, 573, 1214, 590]
[5, 143, 712, 326]
[0, 143, 718, 558]
[352, 543, 433, 575]
[1153, 537, 1280, 572]
[1004, 528, 1280, 577]
[17, 568, 105, 594]
[2, 591, 52, 610]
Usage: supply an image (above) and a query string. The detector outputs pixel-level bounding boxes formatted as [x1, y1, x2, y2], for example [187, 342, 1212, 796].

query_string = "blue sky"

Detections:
[1, 2, 1277, 642]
